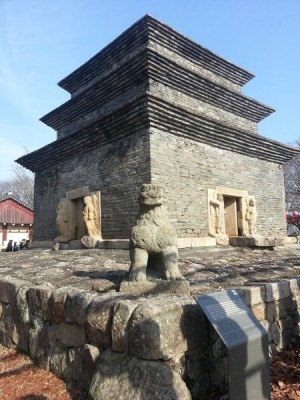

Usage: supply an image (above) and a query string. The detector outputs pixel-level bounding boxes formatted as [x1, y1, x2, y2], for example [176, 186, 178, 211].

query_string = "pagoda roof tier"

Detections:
[17, 97, 150, 172]
[58, 15, 254, 96]
[41, 48, 273, 136]
[17, 95, 299, 172]
[147, 95, 298, 163]
[41, 49, 150, 134]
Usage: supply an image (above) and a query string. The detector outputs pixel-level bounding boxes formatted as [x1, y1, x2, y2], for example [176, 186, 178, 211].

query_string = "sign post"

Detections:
[195, 290, 270, 400]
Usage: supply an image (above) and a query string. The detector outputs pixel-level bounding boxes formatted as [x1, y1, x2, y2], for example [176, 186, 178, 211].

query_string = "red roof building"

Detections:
[0, 196, 33, 246]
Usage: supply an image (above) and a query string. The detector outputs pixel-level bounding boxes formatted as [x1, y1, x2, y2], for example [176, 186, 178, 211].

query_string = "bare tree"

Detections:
[284, 139, 300, 211]
[0, 180, 12, 200]
[8, 164, 34, 208]
[0, 163, 34, 209]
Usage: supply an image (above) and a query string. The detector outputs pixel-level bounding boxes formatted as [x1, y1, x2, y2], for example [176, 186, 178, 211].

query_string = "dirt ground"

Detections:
[0, 344, 85, 400]
[270, 336, 300, 400]
[0, 339, 299, 399]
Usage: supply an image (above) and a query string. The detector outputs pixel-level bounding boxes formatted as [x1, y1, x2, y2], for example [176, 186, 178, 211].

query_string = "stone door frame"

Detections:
[217, 187, 248, 237]
[65, 186, 101, 240]
[208, 186, 250, 237]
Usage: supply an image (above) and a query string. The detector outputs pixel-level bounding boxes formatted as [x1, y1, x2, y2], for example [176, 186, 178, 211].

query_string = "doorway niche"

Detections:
[208, 187, 253, 239]
[65, 186, 101, 240]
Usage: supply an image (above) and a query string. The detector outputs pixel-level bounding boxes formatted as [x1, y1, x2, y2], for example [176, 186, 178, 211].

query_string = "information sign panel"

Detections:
[195, 290, 269, 400]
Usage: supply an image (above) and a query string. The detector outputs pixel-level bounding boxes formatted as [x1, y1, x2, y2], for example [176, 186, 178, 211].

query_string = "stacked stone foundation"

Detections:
[0, 278, 299, 399]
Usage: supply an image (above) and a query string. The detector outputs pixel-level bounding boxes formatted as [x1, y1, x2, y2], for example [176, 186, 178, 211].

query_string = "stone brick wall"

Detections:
[150, 130, 286, 237]
[0, 277, 299, 399]
[33, 127, 287, 242]
[237, 280, 300, 354]
[33, 132, 151, 241]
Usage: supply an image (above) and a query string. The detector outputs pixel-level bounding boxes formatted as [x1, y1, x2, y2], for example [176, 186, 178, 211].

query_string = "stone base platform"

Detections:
[32, 237, 217, 250]
[284, 236, 298, 244]
[32, 239, 130, 250]
[119, 279, 190, 296]
[32, 236, 289, 250]
[96, 239, 129, 250]
[229, 236, 285, 248]
[177, 236, 216, 248]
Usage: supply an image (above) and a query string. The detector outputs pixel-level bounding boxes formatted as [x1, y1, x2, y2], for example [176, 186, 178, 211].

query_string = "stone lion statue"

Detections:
[128, 184, 184, 281]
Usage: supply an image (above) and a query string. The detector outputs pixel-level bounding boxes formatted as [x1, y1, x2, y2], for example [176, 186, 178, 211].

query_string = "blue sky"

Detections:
[0, 0, 299, 180]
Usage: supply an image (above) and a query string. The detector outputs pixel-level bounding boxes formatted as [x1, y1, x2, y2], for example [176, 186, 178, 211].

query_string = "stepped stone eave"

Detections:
[16, 96, 299, 173]
[40, 81, 272, 134]
[146, 15, 254, 86]
[16, 125, 299, 174]
[40, 47, 150, 130]
[16, 97, 151, 172]
[147, 95, 299, 163]
[58, 15, 150, 94]
[40, 48, 272, 132]
[147, 50, 274, 122]
[40, 81, 149, 132]
[58, 14, 254, 95]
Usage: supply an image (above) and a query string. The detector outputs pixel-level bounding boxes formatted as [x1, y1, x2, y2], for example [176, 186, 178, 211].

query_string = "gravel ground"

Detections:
[0, 244, 300, 295]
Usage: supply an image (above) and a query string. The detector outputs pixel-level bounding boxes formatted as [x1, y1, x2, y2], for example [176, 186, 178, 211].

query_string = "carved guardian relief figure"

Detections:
[245, 196, 257, 236]
[55, 198, 72, 243]
[208, 190, 226, 238]
[83, 195, 98, 236]
[81, 194, 101, 248]
[129, 184, 184, 282]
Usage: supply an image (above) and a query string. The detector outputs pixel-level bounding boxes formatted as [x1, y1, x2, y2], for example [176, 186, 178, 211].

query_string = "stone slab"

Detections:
[66, 186, 90, 200]
[177, 237, 216, 248]
[255, 281, 291, 302]
[54, 322, 86, 347]
[89, 349, 192, 400]
[96, 240, 129, 250]
[284, 237, 297, 244]
[32, 238, 218, 250]
[0, 278, 29, 304]
[288, 278, 300, 297]
[127, 298, 203, 360]
[236, 286, 266, 307]
[216, 186, 248, 198]
[229, 236, 285, 248]
[119, 280, 190, 296]
[68, 240, 84, 249]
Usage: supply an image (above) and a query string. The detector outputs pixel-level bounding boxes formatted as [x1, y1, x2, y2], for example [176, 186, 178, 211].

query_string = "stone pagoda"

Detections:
[17, 15, 299, 248]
